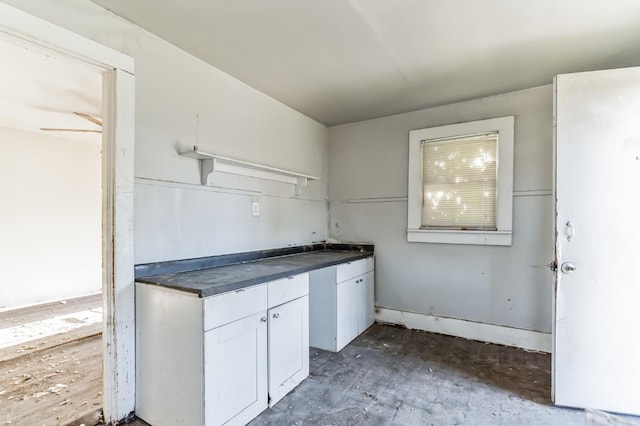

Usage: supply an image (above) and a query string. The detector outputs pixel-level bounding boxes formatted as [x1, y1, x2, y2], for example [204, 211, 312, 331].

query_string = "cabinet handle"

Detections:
[260, 317, 267, 322]
[273, 313, 280, 319]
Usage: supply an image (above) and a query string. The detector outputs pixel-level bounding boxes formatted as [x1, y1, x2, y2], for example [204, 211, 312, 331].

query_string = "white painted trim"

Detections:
[0, 3, 133, 74]
[347, 196, 408, 203]
[513, 189, 553, 197]
[407, 229, 512, 246]
[375, 307, 551, 353]
[0, 5, 136, 423]
[551, 75, 559, 402]
[345, 190, 551, 204]
[135, 177, 262, 196]
[0, 291, 102, 313]
[407, 116, 515, 246]
[102, 68, 136, 423]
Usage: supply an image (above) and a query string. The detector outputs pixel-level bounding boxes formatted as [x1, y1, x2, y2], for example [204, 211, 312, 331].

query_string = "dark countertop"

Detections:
[136, 250, 373, 297]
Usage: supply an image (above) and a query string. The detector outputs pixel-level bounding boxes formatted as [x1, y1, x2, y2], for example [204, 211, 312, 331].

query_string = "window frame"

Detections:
[407, 116, 514, 246]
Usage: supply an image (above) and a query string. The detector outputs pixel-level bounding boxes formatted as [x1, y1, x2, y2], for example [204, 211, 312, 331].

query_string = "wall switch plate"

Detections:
[252, 201, 260, 216]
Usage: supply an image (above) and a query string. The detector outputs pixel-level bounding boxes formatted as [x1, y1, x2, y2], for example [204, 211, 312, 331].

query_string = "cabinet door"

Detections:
[268, 295, 309, 407]
[336, 278, 358, 351]
[204, 312, 268, 426]
[358, 271, 375, 334]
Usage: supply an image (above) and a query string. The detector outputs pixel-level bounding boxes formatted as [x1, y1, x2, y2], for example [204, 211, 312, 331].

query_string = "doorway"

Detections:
[0, 36, 104, 424]
[0, 3, 136, 423]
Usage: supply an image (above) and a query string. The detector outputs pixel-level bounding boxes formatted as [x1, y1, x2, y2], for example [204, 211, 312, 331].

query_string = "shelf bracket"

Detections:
[199, 157, 214, 185]
[295, 176, 308, 196]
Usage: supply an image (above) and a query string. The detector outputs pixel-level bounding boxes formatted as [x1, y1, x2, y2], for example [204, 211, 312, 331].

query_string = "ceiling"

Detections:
[0, 36, 102, 144]
[92, 0, 640, 126]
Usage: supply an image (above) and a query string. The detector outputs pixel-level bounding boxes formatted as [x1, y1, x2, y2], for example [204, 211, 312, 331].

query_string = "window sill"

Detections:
[407, 229, 512, 246]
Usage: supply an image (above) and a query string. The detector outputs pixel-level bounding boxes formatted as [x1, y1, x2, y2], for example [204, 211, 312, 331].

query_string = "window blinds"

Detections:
[421, 133, 498, 230]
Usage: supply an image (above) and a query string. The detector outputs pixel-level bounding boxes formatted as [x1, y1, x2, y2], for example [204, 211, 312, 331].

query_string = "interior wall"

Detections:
[4, 0, 329, 265]
[328, 85, 554, 333]
[0, 127, 101, 308]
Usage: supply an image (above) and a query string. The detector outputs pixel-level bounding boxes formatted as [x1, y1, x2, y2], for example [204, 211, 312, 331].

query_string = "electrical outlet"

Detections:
[252, 201, 260, 217]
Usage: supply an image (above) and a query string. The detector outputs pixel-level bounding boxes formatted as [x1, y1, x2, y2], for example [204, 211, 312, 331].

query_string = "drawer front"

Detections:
[336, 257, 374, 283]
[204, 284, 267, 331]
[268, 273, 309, 309]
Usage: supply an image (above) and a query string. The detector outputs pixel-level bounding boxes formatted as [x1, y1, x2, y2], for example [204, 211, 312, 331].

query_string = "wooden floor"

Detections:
[0, 294, 103, 425]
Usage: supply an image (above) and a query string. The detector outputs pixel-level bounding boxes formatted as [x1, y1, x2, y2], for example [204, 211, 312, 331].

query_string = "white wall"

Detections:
[4, 0, 329, 264]
[0, 127, 101, 308]
[329, 85, 554, 333]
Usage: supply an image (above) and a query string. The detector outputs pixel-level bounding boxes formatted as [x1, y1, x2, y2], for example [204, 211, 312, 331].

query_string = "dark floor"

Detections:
[247, 324, 585, 426]
[126, 323, 591, 426]
[8, 303, 635, 426]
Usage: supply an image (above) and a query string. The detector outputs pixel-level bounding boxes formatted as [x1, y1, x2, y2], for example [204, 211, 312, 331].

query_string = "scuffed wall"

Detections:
[329, 86, 553, 333]
[5, 0, 329, 264]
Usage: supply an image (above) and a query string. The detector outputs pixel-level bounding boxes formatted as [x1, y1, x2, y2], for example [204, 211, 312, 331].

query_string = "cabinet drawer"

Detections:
[336, 257, 374, 283]
[268, 273, 309, 309]
[204, 284, 267, 331]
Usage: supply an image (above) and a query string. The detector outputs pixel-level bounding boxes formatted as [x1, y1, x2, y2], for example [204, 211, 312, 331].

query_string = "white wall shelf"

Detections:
[179, 146, 319, 196]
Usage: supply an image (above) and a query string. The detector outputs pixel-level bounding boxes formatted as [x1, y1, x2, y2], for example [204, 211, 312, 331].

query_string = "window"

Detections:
[407, 117, 514, 246]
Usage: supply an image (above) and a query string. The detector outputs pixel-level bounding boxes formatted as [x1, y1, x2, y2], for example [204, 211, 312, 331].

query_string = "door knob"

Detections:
[561, 262, 576, 274]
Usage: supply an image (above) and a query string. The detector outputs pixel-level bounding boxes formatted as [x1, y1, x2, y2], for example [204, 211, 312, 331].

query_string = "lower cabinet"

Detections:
[310, 256, 375, 352]
[268, 295, 309, 407]
[336, 277, 359, 350]
[204, 312, 268, 426]
[136, 254, 373, 425]
[136, 273, 309, 426]
[358, 271, 375, 335]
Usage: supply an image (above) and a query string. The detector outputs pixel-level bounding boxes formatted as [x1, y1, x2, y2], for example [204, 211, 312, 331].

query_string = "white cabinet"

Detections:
[358, 271, 375, 335]
[136, 283, 269, 426]
[268, 295, 309, 407]
[310, 256, 375, 352]
[336, 277, 359, 350]
[205, 312, 268, 426]
[136, 272, 309, 426]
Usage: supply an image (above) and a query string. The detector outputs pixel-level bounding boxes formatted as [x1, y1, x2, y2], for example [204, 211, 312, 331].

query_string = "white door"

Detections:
[554, 67, 640, 415]
[205, 312, 268, 426]
[355, 273, 375, 334]
[267, 295, 309, 407]
[359, 271, 375, 333]
[336, 278, 359, 351]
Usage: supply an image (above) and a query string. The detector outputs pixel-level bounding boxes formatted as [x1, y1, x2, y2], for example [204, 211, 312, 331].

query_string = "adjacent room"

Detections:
[0, 1, 639, 425]
[0, 36, 105, 424]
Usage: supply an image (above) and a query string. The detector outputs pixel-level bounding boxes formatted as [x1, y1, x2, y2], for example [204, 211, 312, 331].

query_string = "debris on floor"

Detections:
[0, 295, 103, 425]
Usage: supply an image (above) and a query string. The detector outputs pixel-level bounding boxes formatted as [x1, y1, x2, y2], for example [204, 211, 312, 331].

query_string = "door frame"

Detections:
[0, 4, 136, 423]
[551, 76, 558, 403]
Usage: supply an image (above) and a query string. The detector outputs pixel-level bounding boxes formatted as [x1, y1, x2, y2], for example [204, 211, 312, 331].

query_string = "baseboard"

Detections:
[0, 291, 102, 313]
[375, 307, 551, 353]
